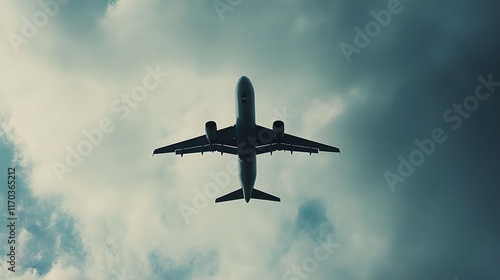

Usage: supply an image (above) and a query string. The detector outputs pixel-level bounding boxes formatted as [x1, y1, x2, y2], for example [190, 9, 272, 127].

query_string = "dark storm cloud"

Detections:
[323, 1, 500, 278]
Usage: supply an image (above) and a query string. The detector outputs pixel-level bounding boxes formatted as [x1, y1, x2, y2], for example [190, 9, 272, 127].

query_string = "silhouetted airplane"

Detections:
[153, 76, 340, 203]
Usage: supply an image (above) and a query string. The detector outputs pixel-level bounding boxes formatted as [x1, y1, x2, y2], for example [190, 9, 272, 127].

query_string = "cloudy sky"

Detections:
[0, 0, 499, 279]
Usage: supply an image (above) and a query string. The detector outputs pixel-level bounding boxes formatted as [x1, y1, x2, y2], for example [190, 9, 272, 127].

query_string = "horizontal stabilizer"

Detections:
[215, 189, 244, 203]
[251, 188, 280, 202]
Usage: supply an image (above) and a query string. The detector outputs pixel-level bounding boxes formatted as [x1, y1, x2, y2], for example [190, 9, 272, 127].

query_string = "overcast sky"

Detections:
[0, 0, 499, 279]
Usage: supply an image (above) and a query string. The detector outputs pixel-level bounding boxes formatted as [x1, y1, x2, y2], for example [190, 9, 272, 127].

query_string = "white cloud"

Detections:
[302, 95, 345, 137]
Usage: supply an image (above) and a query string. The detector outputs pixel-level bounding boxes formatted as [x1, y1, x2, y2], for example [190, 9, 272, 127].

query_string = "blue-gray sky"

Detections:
[0, 0, 499, 279]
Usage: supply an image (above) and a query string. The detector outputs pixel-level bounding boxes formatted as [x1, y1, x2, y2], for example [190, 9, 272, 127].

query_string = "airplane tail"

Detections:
[251, 188, 280, 202]
[215, 188, 280, 203]
[215, 189, 243, 203]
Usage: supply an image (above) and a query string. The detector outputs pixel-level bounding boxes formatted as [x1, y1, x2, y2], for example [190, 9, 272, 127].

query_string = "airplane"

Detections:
[153, 76, 340, 203]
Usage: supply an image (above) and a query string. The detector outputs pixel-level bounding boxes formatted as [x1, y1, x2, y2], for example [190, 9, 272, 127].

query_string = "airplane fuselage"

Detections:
[235, 76, 256, 203]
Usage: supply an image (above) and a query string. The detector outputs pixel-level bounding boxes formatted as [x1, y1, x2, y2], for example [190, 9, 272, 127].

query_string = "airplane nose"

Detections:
[236, 76, 253, 100]
[238, 76, 250, 86]
[237, 76, 253, 90]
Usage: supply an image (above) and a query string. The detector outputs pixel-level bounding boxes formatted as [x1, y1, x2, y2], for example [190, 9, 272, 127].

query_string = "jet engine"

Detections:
[273, 120, 284, 142]
[205, 121, 217, 143]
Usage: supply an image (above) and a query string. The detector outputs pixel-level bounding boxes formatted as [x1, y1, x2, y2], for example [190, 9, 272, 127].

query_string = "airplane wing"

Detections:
[153, 125, 237, 156]
[255, 125, 340, 155]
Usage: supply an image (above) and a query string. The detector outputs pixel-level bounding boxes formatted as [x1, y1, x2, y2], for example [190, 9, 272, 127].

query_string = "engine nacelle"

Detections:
[205, 121, 217, 143]
[273, 120, 284, 142]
